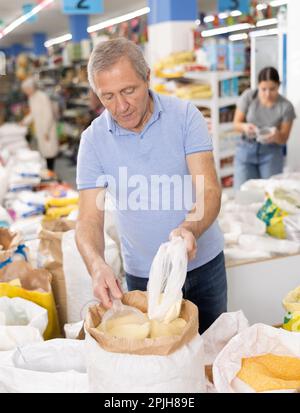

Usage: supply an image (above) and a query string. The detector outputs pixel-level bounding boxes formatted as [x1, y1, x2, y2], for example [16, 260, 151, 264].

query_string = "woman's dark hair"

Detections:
[258, 67, 280, 85]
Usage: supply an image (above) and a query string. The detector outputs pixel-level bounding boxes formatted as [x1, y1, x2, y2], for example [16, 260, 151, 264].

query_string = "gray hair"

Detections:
[87, 38, 149, 93]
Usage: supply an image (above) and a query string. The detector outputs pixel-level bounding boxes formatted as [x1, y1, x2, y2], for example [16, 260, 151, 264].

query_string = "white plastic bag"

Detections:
[213, 324, 300, 393]
[61, 230, 94, 323]
[219, 213, 266, 236]
[12, 339, 86, 373]
[265, 180, 300, 214]
[238, 234, 300, 255]
[0, 297, 48, 351]
[62, 230, 123, 323]
[85, 329, 205, 393]
[0, 366, 88, 393]
[202, 311, 250, 366]
[147, 237, 187, 323]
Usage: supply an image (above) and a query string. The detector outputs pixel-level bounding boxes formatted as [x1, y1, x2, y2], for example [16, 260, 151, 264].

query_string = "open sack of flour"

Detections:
[0, 297, 47, 351]
[84, 237, 205, 393]
[213, 324, 300, 393]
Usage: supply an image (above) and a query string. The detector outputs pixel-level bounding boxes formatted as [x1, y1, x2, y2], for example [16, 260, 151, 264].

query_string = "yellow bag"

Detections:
[0, 283, 60, 340]
[0, 262, 61, 340]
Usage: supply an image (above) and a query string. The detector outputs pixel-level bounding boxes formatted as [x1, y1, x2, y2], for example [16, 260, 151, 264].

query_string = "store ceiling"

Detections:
[0, 0, 216, 48]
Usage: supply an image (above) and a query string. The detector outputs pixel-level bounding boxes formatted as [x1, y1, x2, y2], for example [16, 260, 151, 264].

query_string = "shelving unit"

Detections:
[162, 71, 243, 194]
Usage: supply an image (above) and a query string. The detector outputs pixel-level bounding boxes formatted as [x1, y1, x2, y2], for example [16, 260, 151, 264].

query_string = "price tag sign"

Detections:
[63, 0, 103, 15]
[218, 0, 251, 14]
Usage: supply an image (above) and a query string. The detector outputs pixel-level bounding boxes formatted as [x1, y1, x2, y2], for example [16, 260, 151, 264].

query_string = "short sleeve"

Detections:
[237, 88, 253, 115]
[184, 103, 213, 155]
[282, 100, 297, 123]
[76, 128, 108, 190]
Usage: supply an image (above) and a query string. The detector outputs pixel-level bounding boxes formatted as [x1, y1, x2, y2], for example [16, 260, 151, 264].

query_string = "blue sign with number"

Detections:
[63, 0, 103, 15]
[218, 0, 251, 14]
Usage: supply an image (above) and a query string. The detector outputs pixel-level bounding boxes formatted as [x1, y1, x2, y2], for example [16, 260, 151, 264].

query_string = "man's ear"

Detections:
[147, 68, 151, 84]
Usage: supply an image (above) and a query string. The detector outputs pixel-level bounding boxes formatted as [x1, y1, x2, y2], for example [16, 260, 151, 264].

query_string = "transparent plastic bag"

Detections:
[100, 298, 150, 339]
[147, 237, 188, 323]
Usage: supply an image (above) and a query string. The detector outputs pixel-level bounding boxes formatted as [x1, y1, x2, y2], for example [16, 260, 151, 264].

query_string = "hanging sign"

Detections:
[218, 0, 251, 14]
[62, 0, 103, 15]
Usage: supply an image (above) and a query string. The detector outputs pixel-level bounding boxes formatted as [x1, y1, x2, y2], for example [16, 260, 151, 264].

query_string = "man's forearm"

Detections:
[179, 186, 221, 240]
[75, 220, 106, 277]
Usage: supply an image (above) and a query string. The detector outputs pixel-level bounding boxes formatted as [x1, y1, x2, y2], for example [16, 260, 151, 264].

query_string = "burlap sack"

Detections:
[0, 228, 23, 263]
[85, 290, 199, 356]
[38, 219, 76, 329]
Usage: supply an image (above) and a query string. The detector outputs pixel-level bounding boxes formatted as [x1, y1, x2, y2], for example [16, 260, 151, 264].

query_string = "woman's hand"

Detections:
[242, 123, 257, 138]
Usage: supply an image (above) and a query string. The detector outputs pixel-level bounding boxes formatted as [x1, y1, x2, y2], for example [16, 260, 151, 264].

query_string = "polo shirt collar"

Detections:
[105, 90, 163, 136]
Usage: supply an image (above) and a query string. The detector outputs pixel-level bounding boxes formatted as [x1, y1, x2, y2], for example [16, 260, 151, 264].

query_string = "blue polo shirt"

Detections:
[77, 91, 224, 278]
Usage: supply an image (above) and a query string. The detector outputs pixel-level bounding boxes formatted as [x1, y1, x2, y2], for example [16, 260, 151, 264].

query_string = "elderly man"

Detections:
[76, 38, 226, 333]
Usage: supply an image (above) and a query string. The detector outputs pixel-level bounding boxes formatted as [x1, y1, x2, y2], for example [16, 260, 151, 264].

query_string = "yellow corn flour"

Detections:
[237, 353, 300, 392]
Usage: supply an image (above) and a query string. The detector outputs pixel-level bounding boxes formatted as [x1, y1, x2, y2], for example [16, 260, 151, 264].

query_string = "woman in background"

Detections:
[233, 67, 296, 190]
[21, 77, 59, 171]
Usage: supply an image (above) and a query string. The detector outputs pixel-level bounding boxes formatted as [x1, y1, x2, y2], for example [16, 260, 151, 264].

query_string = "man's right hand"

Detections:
[92, 262, 123, 309]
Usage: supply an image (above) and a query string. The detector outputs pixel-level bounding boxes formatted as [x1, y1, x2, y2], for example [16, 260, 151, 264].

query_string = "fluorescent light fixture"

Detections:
[87, 7, 150, 33]
[256, 3, 268, 10]
[256, 18, 278, 27]
[0, 0, 54, 39]
[204, 15, 215, 23]
[250, 28, 279, 37]
[218, 12, 229, 19]
[229, 33, 248, 41]
[45, 33, 72, 48]
[201, 23, 253, 37]
[230, 10, 243, 17]
[270, 0, 288, 7]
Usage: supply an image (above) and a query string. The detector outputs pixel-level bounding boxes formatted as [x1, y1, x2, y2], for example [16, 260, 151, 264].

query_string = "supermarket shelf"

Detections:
[184, 71, 244, 82]
[68, 99, 89, 107]
[220, 166, 234, 178]
[219, 96, 238, 108]
[220, 122, 234, 132]
[220, 148, 236, 159]
[187, 98, 212, 108]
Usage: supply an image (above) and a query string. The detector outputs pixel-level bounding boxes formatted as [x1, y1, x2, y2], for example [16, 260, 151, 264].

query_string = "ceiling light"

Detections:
[204, 15, 215, 23]
[0, 0, 54, 39]
[270, 0, 288, 7]
[45, 33, 72, 48]
[256, 18, 278, 27]
[87, 7, 150, 33]
[229, 33, 248, 41]
[201, 23, 253, 37]
[250, 28, 279, 37]
[230, 10, 243, 17]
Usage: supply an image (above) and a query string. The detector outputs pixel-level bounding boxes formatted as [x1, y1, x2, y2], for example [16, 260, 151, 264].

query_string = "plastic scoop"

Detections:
[100, 298, 149, 338]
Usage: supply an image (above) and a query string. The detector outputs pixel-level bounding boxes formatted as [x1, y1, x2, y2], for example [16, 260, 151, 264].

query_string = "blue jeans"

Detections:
[234, 138, 284, 191]
[126, 252, 227, 334]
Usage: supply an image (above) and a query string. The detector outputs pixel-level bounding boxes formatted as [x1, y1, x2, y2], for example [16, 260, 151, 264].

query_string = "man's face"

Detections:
[93, 57, 150, 131]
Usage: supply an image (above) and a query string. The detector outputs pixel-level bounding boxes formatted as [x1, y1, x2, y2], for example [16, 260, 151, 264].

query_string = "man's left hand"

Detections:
[169, 227, 197, 261]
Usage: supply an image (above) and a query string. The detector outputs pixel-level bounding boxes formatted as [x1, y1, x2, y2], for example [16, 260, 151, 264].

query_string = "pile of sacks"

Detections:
[220, 173, 300, 264]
